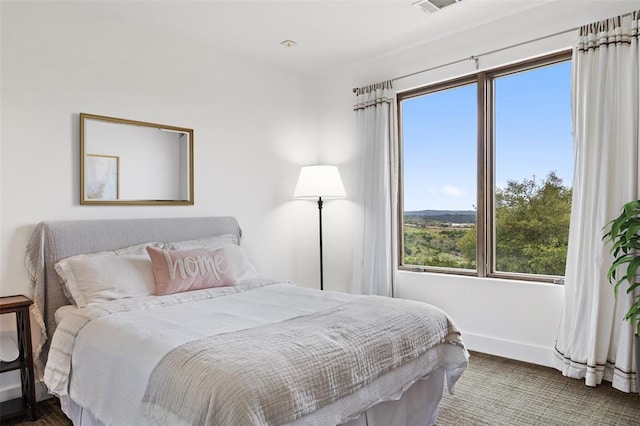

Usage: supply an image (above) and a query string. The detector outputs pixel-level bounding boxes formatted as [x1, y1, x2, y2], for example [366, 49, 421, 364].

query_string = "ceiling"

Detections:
[96, 0, 621, 78]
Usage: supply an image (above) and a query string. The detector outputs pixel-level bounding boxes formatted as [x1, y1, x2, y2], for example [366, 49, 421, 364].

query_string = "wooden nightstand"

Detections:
[0, 295, 37, 422]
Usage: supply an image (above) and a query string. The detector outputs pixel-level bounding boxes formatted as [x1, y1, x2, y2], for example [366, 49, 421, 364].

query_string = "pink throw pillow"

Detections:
[146, 246, 236, 295]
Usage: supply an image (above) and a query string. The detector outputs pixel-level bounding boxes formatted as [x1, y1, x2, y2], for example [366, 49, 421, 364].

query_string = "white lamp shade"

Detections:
[293, 165, 346, 199]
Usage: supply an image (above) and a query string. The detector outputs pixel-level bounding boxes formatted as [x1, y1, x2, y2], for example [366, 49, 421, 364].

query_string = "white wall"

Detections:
[316, 1, 639, 367]
[0, 1, 321, 400]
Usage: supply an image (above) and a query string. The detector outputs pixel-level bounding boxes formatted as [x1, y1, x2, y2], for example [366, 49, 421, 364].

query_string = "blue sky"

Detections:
[402, 61, 573, 211]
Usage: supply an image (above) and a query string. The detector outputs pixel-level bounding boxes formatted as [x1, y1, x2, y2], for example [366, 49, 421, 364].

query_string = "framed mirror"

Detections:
[80, 113, 194, 205]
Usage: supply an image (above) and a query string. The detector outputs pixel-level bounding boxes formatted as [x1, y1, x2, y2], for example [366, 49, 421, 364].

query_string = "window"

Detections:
[398, 51, 572, 282]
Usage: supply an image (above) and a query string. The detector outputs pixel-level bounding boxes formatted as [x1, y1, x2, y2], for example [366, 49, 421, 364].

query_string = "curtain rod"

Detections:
[353, 7, 633, 93]
[401, 27, 578, 81]
[351, 26, 577, 93]
[352, 11, 636, 94]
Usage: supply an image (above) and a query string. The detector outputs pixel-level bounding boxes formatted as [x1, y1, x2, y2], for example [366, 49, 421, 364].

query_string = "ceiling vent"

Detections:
[412, 0, 462, 13]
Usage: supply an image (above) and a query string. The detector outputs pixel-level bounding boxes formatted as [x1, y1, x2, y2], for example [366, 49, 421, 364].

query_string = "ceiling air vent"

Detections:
[412, 0, 462, 13]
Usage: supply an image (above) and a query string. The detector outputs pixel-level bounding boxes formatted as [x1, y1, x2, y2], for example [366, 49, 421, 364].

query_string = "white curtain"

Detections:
[351, 81, 396, 296]
[554, 11, 639, 393]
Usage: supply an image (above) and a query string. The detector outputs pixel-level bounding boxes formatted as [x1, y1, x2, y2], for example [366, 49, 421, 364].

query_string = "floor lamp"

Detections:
[293, 165, 346, 290]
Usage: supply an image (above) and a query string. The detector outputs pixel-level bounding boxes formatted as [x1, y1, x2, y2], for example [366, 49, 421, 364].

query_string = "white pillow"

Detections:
[114, 241, 163, 255]
[58, 242, 162, 305]
[55, 254, 156, 308]
[164, 234, 239, 250]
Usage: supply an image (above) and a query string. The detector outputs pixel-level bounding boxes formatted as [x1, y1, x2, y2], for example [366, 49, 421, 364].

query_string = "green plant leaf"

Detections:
[625, 281, 640, 293]
[625, 256, 640, 286]
[624, 303, 639, 322]
[609, 221, 622, 242]
[604, 200, 640, 334]
[610, 254, 633, 272]
[628, 240, 640, 249]
[623, 200, 640, 216]
[614, 278, 627, 295]
[624, 222, 640, 239]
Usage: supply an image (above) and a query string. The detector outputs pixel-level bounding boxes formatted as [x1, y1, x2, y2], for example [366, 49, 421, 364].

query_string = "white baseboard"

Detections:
[463, 332, 555, 368]
[0, 374, 49, 403]
[0, 370, 22, 402]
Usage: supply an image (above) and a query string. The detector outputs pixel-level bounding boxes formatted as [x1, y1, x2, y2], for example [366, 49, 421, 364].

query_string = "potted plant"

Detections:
[603, 199, 640, 393]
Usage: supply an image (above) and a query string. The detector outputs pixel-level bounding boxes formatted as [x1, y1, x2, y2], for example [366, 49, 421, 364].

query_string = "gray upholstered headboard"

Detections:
[25, 216, 241, 368]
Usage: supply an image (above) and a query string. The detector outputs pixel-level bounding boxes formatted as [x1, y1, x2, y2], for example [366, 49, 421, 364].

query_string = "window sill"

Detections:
[397, 268, 565, 287]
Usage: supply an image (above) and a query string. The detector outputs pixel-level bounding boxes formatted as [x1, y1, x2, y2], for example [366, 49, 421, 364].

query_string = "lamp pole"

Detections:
[317, 196, 324, 290]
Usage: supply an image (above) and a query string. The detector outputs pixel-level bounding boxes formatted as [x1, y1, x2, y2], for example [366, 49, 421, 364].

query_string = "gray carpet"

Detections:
[437, 351, 640, 425]
[3, 351, 638, 425]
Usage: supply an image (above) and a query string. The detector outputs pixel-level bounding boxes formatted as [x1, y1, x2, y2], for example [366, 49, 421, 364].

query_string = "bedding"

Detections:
[140, 293, 459, 425]
[45, 280, 466, 425]
[26, 217, 468, 426]
[53, 305, 78, 325]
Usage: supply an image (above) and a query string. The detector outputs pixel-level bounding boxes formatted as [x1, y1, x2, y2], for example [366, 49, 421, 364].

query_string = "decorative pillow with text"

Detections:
[146, 245, 256, 295]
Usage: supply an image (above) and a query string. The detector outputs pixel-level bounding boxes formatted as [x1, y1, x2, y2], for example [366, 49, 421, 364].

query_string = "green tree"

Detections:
[456, 172, 572, 275]
[457, 224, 476, 267]
[405, 172, 571, 274]
[495, 172, 571, 275]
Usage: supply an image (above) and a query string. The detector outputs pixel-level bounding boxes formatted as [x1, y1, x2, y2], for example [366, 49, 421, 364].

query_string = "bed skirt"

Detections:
[59, 367, 447, 426]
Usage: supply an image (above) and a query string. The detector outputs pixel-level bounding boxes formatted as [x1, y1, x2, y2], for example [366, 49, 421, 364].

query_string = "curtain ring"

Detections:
[470, 55, 479, 70]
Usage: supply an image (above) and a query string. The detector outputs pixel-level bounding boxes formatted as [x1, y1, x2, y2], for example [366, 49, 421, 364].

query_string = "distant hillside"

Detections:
[404, 209, 477, 224]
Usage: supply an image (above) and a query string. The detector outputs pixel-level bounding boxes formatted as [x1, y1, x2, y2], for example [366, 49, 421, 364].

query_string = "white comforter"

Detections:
[45, 279, 467, 425]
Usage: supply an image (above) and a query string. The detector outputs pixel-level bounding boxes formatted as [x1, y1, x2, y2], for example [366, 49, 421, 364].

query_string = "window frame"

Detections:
[397, 50, 572, 283]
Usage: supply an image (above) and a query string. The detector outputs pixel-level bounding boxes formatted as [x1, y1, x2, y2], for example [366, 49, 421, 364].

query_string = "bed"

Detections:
[25, 216, 468, 426]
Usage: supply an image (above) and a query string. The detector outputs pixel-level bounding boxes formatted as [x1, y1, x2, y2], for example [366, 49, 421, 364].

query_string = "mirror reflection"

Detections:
[80, 113, 194, 205]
